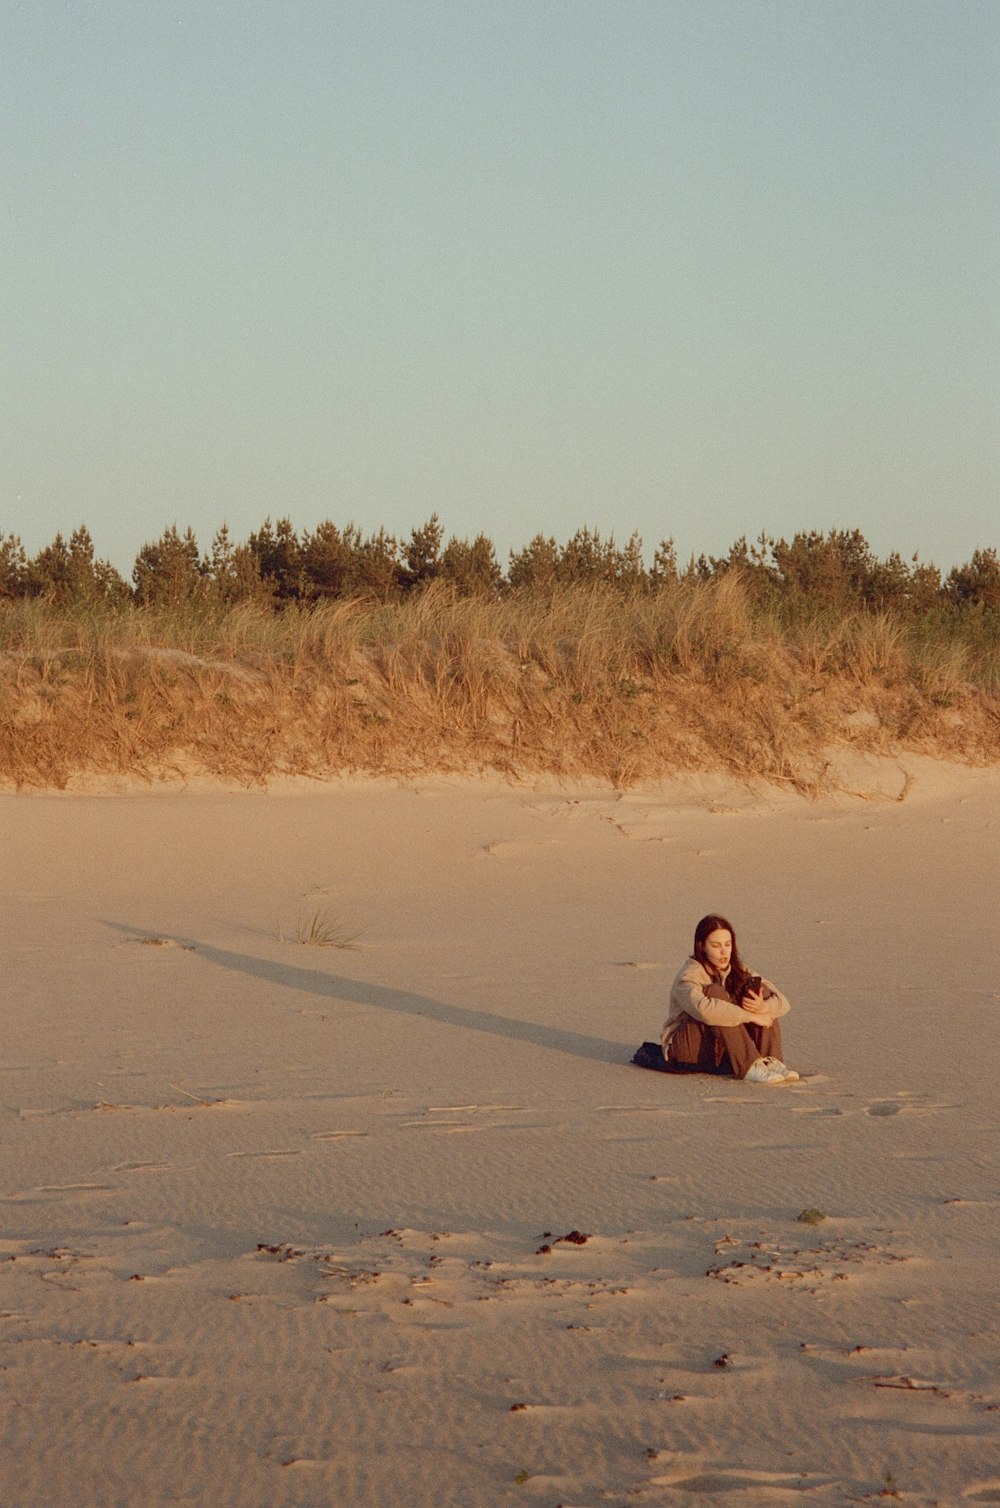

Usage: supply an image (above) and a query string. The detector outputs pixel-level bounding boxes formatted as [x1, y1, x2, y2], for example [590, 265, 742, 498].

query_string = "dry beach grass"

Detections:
[1, 576, 997, 791]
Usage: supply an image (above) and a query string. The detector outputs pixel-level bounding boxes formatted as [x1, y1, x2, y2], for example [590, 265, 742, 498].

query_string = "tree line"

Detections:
[1, 516, 998, 617]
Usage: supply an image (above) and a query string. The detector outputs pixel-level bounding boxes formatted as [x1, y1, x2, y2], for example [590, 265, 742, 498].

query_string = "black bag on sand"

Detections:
[631, 1041, 704, 1074]
[632, 1041, 670, 1072]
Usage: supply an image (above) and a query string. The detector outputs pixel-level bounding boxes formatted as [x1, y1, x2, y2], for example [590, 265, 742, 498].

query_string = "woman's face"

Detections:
[703, 928, 733, 973]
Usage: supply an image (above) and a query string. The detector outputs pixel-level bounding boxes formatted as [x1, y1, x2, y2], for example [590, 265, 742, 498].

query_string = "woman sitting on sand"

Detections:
[661, 914, 798, 1084]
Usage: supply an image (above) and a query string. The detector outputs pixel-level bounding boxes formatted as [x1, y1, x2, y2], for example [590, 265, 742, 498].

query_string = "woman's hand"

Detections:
[740, 989, 776, 1027]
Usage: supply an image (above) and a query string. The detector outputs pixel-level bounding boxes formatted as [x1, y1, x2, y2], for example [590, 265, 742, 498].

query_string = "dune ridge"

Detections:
[2, 578, 998, 792]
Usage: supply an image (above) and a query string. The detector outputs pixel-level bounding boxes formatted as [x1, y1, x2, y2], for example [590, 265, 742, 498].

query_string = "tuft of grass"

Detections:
[796, 1207, 827, 1225]
[277, 907, 361, 949]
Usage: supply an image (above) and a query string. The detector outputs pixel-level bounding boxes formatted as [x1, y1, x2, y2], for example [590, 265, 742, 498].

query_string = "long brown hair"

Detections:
[692, 914, 749, 988]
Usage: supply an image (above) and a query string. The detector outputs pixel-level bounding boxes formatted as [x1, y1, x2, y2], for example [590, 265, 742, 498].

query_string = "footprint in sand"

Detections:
[598, 1104, 679, 1115]
[401, 1118, 476, 1132]
[866, 1090, 953, 1118]
[507, 1400, 576, 1416]
[481, 838, 558, 858]
[647, 1468, 829, 1495]
[398, 1104, 536, 1134]
[866, 1098, 948, 1116]
[707, 1232, 910, 1291]
[93, 1096, 245, 1114]
[6, 1182, 116, 1203]
[226, 1148, 302, 1159]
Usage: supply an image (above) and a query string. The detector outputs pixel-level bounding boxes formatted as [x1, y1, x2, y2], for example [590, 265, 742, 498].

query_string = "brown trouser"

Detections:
[669, 1012, 785, 1079]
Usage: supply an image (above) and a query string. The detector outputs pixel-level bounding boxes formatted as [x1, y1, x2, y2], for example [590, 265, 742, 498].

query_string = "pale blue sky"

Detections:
[3, 0, 997, 577]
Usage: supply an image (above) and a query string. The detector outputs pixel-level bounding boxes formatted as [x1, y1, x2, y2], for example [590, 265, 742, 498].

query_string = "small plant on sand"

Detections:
[512, 1469, 531, 1485]
[276, 907, 360, 949]
[796, 1207, 826, 1225]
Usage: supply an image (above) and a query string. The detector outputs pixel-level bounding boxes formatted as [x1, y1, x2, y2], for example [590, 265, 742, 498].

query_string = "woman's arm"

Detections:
[737, 975, 791, 1027]
[670, 959, 753, 1028]
[757, 977, 791, 1018]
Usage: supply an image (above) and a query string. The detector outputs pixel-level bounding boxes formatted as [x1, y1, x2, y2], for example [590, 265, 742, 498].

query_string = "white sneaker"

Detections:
[765, 1056, 799, 1082]
[745, 1056, 799, 1085]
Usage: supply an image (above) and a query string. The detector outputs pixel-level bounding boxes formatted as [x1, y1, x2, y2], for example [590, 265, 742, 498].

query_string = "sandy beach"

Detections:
[1, 760, 998, 1506]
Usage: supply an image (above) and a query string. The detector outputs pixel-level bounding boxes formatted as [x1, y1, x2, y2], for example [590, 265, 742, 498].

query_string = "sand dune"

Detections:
[1, 760, 998, 1505]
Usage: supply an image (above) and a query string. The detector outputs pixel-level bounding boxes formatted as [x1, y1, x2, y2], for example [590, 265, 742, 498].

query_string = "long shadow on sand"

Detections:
[108, 922, 628, 1066]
